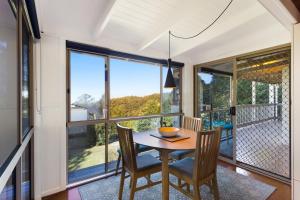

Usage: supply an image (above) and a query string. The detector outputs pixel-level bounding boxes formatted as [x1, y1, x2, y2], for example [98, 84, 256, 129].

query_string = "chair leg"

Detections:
[186, 184, 190, 193]
[129, 176, 137, 200]
[118, 169, 125, 200]
[212, 175, 220, 200]
[146, 174, 151, 185]
[178, 178, 182, 187]
[115, 154, 121, 175]
[193, 183, 201, 200]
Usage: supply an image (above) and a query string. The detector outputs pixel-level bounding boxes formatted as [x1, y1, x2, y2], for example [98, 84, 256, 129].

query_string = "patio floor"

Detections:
[236, 119, 290, 178]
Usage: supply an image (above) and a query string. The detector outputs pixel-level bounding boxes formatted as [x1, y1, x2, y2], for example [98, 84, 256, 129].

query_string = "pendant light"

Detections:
[164, 31, 176, 88]
[164, 0, 233, 88]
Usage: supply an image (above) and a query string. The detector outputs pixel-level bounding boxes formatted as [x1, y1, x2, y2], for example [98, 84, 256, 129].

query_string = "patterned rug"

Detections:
[78, 166, 276, 200]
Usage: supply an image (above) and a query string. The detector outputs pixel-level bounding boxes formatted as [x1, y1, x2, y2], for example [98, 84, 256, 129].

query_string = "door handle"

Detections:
[229, 107, 236, 116]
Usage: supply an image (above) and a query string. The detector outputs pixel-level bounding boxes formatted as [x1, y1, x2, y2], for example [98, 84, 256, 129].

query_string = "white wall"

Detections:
[182, 61, 194, 117]
[34, 34, 67, 198]
[292, 23, 300, 200]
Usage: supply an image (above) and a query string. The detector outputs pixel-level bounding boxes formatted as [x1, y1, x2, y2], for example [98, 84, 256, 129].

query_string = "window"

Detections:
[70, 51, 106, 121]
[110, 58, 161, 118]
[67, 45, 183, 184]
[22, 14, 31, 137]
[0, 1, 35, 199]
[0, 0, 18, 169]
[68, 123, 105, 183]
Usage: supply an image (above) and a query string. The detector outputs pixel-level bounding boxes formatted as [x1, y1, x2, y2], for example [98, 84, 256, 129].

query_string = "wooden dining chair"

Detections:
[116, 124, 162, 200]
[169, 116, 202, 160]
[115, 143, 153, 175]
[169, 127, 222, 200]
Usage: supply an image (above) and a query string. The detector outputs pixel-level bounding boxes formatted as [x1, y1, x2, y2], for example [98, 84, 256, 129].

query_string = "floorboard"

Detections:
[42, 161, 291, 200]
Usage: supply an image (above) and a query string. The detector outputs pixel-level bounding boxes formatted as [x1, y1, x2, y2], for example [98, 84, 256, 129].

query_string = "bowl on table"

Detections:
[158, 127, 180, 137]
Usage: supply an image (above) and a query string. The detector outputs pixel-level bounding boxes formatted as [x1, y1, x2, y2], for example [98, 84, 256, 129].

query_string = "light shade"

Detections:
[164, 59, 176, 88]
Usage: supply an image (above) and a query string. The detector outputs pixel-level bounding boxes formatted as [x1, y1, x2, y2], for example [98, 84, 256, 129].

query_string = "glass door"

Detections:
[195, 62, 234, 159]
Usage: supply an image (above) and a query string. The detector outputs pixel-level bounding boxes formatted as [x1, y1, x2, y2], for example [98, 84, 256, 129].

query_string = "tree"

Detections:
[73, 94, 95, 107]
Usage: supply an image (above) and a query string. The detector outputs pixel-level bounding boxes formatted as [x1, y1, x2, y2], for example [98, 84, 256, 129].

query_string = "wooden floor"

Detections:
[43, 161, 291, 200]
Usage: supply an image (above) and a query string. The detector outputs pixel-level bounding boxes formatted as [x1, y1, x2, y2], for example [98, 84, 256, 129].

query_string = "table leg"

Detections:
[161, 149, 169, 200]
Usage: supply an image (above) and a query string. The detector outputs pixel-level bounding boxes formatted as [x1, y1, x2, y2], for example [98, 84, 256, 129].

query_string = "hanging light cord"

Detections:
[169, 0, 234, 40]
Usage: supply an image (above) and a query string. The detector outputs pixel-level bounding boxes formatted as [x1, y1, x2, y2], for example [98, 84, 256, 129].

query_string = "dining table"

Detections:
[133, 128, 197, 200]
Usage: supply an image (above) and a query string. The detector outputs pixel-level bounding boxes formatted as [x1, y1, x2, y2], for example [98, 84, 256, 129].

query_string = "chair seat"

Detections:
[223, 123, 233, 130]
[169, 150, 194, 160]
[136, 154, 161, 171]
[117, 144, 153, 155]
[169, 157, 194, 178]
[137, 144, 153, 153]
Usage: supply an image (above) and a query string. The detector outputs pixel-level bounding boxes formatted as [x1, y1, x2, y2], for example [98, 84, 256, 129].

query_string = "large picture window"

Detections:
[67, 46, 183, 184]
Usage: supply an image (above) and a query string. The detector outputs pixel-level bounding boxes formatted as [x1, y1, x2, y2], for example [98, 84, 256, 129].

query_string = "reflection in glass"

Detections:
[196, 66, 233, 159]
[22, 17, 31, 136]
[0, 0, 18, 168]
[22, 145, 31, 200]
[70, 51, 106, 121]
[68, 124, 105, 183]
[0, 170, 16, 200]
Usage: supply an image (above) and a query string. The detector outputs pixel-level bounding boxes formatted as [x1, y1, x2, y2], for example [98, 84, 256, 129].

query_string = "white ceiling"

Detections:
[35, 0, 291, 64]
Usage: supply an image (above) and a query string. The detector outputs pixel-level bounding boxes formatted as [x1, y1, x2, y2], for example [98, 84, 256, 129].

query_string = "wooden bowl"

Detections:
[158, 127, 180, 137]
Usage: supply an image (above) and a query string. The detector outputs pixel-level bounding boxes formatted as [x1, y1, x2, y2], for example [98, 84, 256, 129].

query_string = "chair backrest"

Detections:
[116, 124, 137, 172]
[182, 116, 202, 132]
[193, 127, 222, 182]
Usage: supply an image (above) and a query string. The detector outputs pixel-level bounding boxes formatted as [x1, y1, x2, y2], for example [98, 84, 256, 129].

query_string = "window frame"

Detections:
[66, 49, 183, 125]
[66, 45, 183, 184]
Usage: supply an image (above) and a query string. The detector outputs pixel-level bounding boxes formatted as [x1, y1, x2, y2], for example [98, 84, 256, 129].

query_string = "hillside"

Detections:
[110, 93, 161, 118]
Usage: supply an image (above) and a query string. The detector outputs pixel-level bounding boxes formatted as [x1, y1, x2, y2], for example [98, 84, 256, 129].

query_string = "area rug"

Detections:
[78, 166, 276, 200]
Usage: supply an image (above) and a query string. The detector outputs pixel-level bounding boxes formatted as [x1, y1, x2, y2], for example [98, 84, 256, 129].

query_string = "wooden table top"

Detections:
[133, 128, 197, 150]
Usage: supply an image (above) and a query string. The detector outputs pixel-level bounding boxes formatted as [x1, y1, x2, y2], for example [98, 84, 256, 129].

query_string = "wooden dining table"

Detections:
[133, 128, 197, 200]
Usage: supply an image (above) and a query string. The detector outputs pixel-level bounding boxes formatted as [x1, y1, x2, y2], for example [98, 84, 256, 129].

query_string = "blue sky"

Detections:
[71, 51, 161, 103]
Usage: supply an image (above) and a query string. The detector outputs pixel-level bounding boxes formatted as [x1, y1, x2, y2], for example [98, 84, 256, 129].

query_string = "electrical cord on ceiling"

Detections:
[169, 0, 234, 40]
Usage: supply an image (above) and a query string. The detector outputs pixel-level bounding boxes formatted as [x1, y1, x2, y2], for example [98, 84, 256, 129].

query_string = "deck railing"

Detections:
[236, 103, 282, 127]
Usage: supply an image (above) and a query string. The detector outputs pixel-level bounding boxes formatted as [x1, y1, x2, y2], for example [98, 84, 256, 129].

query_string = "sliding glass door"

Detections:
[235, 49, 290, 179]
[195, 63, 234, 159]
[194, 46, 291, 181]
